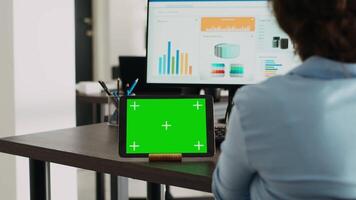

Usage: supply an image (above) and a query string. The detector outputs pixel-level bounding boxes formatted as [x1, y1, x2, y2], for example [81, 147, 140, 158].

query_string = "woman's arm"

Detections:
[212, 105, 256, 200]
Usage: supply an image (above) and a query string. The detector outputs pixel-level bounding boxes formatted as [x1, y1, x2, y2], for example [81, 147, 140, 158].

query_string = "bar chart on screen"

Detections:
[157, 41, 193, 76]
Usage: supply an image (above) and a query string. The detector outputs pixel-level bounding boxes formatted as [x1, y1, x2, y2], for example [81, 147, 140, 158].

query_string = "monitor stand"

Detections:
[218, 87, 241, 124]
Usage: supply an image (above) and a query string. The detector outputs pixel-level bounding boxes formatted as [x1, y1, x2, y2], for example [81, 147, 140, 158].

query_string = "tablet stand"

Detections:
[149, 154, 182, 162]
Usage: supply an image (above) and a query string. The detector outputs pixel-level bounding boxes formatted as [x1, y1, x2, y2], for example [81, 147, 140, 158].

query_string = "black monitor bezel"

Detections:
[119, 95, 215, 158]
[145, 0, 246, 89]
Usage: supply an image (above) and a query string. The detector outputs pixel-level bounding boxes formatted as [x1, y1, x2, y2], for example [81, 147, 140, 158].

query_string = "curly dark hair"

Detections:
[270, 0, 356, 62]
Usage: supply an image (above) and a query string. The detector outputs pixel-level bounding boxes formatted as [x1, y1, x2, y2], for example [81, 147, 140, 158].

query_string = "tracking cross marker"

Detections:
[193, 101, 203, 110]
[162, 121, 172, 131]
[129, 141, 140, 151]
[130, 101, 140, 111]
[194, 141, 204, 151]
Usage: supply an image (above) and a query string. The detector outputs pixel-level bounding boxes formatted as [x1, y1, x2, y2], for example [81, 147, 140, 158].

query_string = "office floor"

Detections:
[77, 169, 213, 200]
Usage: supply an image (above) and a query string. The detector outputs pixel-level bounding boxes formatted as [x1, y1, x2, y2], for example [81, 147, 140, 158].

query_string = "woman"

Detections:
[212, 0, 356, 199]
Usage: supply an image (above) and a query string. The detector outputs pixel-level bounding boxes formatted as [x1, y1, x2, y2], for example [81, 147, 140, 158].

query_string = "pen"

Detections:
[98, 81, 111, 96]
[125, 83, 130, 96]
[98, 81, 118, 107]
[127, 78, 139, 96]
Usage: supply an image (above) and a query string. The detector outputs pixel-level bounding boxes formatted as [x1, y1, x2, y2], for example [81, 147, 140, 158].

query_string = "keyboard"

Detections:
[214, 124, 226, 147]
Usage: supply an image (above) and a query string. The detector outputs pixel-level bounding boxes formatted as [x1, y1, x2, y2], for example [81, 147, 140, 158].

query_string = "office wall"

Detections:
[0, 0, 17, 199]
[92, 0, 147, 81]
[12, 0, 77, 200]
[109, 0, 147, 65]
[92, 0, 110, 81]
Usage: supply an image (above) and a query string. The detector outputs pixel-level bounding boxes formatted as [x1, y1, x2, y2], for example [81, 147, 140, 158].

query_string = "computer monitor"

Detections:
[146, 0, 301, 87]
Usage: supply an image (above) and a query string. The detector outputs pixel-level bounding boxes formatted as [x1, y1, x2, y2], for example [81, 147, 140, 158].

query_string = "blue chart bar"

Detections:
[167, 41, 171, 75]
[159, 57, 163, 75]
[176, 50, 179, 75]
[163, 55, 167, 74]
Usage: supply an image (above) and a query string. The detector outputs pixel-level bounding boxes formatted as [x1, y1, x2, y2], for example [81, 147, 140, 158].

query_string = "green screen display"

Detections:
[126, 98, 208, 154]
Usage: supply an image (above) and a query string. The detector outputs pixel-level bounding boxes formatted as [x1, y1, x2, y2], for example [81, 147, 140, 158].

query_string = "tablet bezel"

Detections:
[119, 95, 215, 158]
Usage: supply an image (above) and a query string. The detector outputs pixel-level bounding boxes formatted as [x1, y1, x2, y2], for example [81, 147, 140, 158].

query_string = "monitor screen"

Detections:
[146, 0, 301, 86]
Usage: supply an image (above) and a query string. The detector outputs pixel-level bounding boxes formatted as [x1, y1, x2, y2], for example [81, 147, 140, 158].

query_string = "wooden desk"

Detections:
[76, 93, 226, 199]
[0, 123, 216, 200]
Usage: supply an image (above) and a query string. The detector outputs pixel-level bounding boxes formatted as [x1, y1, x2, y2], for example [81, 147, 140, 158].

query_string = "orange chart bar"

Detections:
[184, 53, 189, 75]
[180, 52, 184, 75]
[201, 17, 255, 32]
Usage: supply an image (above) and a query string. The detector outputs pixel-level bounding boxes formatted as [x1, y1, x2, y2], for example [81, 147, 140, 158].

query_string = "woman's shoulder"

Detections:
[231, 74, 312, 130]
[233, 75, 292, 107]
[233, 73, 356, 131]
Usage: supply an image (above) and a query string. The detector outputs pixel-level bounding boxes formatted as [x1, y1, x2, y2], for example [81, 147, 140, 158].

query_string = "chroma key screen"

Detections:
[126, 98, 208, 154]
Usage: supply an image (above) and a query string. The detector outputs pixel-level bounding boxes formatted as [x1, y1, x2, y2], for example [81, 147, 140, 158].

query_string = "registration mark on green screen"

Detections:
[126, 98, 207, 154]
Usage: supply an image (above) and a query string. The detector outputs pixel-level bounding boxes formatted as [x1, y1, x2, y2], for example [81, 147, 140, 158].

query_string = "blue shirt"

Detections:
[212, 56, 356, 200]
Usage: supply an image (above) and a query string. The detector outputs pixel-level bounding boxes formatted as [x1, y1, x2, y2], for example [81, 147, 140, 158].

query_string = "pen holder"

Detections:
[108, 95, 119, 127]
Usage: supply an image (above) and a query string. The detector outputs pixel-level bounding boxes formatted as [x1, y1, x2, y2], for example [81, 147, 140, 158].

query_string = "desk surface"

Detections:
[0, 123, 216, 192]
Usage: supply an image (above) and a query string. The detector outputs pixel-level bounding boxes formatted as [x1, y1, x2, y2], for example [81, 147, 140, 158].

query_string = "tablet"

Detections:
[119, 96, 215, 158]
